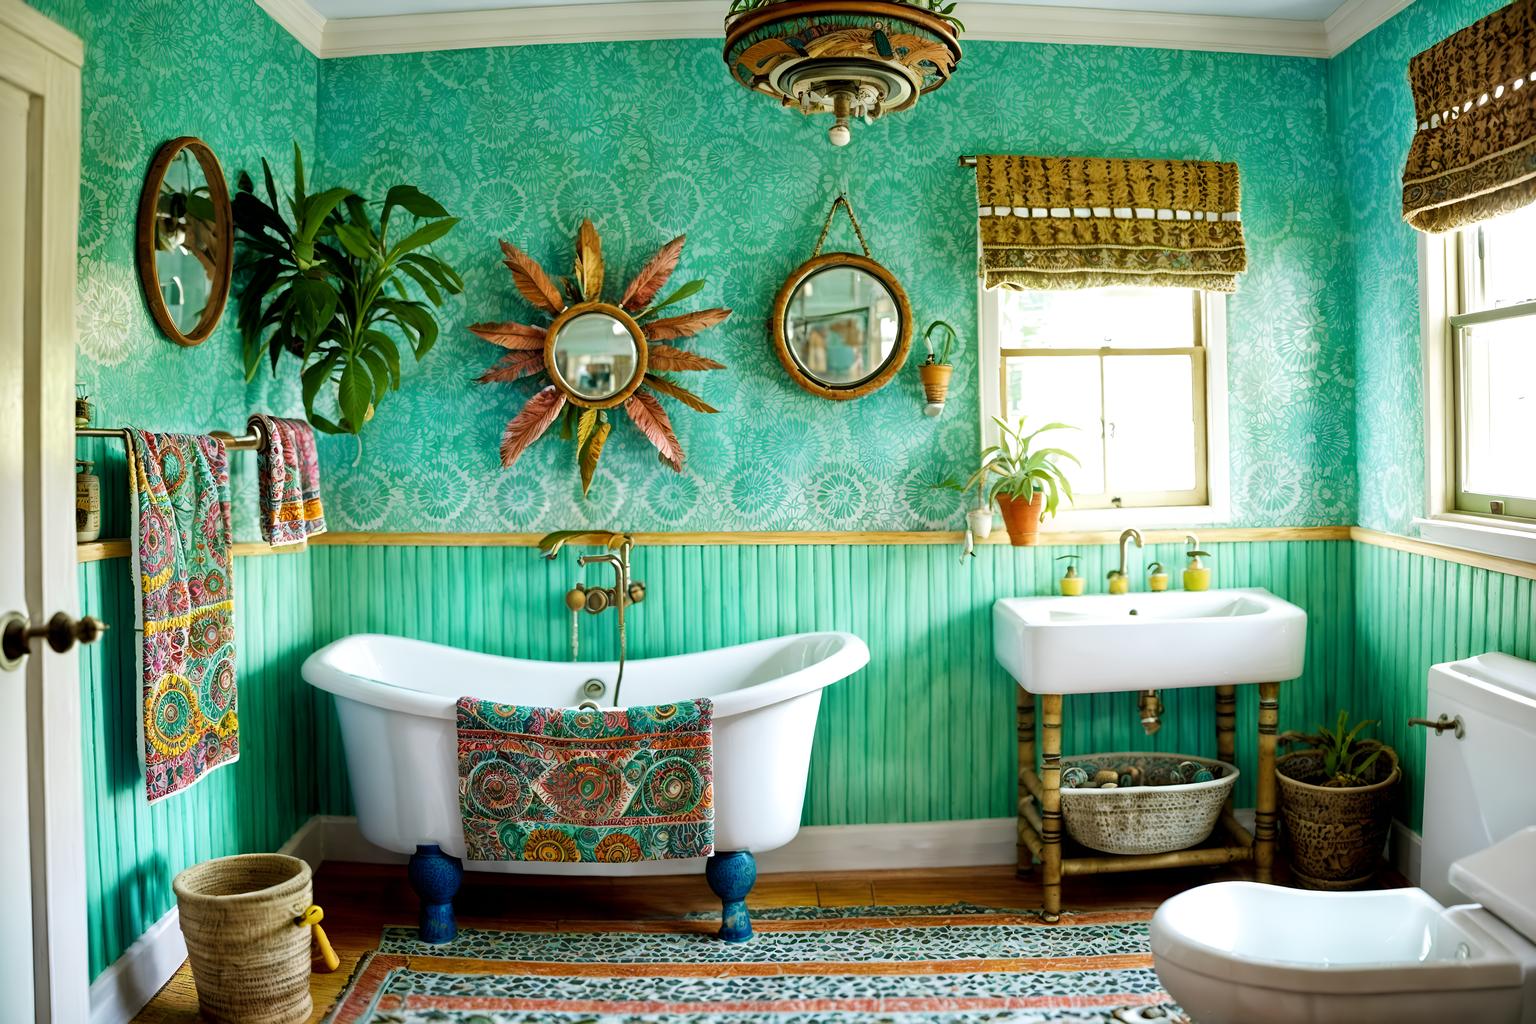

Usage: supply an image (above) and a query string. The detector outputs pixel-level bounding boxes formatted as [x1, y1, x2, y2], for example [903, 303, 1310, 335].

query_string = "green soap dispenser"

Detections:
[1057, 554, 1085, 596]
[1183, 534, 1212, 591]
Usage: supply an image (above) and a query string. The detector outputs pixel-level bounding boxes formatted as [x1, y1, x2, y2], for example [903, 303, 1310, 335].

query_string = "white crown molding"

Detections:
[255, 0, 327, 56]
[322, 1, 718, 56]
[966, 4, 1329, 57]
[264, 0, 1413, 61]
[1323, 0, 1415, 56]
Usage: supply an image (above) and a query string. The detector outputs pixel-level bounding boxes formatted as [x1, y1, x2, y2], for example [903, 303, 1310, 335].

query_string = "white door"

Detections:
[0, 4, 88, 1021]
[0, 73, 37, 1021]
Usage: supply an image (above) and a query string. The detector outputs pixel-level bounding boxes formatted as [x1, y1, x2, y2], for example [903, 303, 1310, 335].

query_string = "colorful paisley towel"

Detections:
[456, 699, 714, 862]
[128, 431, 238, 803]
[249, 414, 326, 546]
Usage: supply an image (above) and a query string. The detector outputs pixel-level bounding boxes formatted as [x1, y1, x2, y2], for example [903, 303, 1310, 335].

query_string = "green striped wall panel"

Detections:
[308, 539, 1354, 822]
[77, 551, 317, 979]
[1352, 542, 1536, 832]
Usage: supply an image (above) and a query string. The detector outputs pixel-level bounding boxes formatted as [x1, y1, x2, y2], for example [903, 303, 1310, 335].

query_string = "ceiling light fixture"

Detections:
[723, 0, 962, 146]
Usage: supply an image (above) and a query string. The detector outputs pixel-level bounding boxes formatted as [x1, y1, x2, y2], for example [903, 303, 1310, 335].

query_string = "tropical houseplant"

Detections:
[1277, 711, 1401, 889]
[232, 144, 462, 435]
[967, 417, 1077, 545]
[919, 319, 957, 405]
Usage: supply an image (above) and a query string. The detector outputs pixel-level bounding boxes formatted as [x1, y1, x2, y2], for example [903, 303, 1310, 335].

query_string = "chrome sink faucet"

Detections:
[1118, 528, 1144, 581]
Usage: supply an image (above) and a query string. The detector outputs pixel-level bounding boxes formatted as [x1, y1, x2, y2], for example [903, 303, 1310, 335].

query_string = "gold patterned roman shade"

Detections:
[975, 154, 1247, 293]
[1402, 0, 1536, 233]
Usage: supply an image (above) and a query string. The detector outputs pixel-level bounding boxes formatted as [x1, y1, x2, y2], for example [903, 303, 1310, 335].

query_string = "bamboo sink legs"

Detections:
[1016, 681, 1280, 920]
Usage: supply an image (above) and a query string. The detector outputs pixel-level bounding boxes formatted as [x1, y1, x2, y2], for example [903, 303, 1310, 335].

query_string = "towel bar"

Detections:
[77, 423, 266, 451]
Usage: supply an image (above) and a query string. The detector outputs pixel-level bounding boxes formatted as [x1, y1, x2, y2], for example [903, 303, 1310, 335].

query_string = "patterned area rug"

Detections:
[323, 903, 1185, 1023]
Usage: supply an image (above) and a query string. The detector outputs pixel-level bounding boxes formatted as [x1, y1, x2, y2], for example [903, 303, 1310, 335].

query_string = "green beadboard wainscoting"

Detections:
[77, 552, 317, 979]
[309, 539, 1354, 822]
[1353, 541, 1536, 833]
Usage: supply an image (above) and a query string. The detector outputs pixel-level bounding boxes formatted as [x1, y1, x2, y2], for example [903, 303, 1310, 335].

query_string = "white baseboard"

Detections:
[760, 817, 1017, 872]
[88, 906, 185, 1024]
[302, 815, 1019, 874]
[1390, 819, 1423, 885]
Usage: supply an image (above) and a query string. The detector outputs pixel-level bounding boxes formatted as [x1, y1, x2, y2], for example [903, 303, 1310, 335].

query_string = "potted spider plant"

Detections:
[919, 319, 958, 404]
[1277, 711, 1401, 889]
[962, 417, 1077, 546]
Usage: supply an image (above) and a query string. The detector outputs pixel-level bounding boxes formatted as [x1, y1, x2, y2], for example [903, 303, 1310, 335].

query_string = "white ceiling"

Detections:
[309, 0, 1351, 20]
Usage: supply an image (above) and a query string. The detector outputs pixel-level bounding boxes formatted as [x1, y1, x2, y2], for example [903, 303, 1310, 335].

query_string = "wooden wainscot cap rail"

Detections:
[78, 526, 1352, 561]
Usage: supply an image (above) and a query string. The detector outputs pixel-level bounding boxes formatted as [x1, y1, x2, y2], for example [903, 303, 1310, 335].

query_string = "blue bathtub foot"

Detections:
[705, 851, 757, 942]
[407, 843, 463, 944]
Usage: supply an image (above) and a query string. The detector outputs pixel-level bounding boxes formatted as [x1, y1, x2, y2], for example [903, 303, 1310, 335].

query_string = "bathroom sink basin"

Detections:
[994, 588, 1306, 694]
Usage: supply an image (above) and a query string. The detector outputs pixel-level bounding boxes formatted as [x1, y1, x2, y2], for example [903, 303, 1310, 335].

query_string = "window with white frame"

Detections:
[979, 284, 1229, 525]
[1442, 203, 1536, 520]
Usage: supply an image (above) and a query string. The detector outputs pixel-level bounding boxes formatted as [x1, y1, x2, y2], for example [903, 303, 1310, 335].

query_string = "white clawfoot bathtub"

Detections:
[302, 631, 869, 874]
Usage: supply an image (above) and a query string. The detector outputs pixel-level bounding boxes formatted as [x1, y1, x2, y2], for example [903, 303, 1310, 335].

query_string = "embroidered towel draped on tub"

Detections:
[249, 414, 326, 546]
[128, 430, 238, 802]
[456, 699, 715, 862]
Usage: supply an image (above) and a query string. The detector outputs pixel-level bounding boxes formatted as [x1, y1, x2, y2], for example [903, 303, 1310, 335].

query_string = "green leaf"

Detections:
[390, 216, 458, 257]
[402, 253, 463, 294]
[642, 278, 705, 317]
[398, 261, 442, 305]
[298, 187, 353, 243]
[262, 157, 281, 217]
[382, 184, 449, 226]
[334, 222, 377, 261]
[360, 347, 391, 403]
[338, 361, 373, 435]
[302, 352, 340, 414]
[292, 276, 338, 343]
[292, 142, 306, 205]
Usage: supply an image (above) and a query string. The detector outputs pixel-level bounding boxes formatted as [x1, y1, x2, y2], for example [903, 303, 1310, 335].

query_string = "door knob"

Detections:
[1, 610, 108, 670]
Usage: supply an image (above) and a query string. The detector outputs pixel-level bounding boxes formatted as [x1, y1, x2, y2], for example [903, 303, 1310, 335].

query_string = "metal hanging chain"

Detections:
[811, 193, 873, 259]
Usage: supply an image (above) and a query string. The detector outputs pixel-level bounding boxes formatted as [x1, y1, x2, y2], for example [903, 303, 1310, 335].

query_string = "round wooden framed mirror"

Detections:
[771, 252, 912, 400]
[135, 137, 234, 347]
[544, 301, 649, 409]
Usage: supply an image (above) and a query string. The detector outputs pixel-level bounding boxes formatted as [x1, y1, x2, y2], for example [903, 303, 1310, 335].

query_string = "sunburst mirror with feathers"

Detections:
[471, 221, 731, 495]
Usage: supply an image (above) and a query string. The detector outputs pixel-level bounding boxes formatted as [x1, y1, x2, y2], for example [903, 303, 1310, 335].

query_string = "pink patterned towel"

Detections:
[128, 430, 238, 803]
[250, 415, 327, 546]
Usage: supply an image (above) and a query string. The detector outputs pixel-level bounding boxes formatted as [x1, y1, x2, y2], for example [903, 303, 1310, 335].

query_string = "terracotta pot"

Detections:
[919, 363, 953, 404]
[1277, 743, 1400, 889]
[994, 491, 1045, 546]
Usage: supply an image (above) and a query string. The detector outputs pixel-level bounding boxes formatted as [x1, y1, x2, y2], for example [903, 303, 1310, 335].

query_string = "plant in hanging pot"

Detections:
[1276, 711, 1401, 890]
[970, 417, 1077, 546]
[919, 319, 957, 405]
[232, 144, 463, 436]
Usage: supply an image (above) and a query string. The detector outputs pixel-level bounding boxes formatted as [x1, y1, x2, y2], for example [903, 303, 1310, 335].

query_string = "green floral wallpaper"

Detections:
[1330, 0, 1505, 535]
[311, 41, 1356, 532]
[27, 0, 317, 535]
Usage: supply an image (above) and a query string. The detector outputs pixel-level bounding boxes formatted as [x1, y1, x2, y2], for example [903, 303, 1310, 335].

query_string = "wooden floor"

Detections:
[129, 857, 1364, 1022]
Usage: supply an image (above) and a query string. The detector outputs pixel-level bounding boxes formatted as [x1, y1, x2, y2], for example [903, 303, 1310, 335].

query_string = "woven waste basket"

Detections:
[172, 853, 335, 1024]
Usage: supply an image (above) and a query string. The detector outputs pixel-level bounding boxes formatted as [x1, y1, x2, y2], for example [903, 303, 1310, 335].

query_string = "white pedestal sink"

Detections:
[993, 588, 1307, 695]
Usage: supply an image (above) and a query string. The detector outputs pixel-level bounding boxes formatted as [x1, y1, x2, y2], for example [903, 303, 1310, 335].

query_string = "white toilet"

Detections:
[1150, 652, 1536, 1024]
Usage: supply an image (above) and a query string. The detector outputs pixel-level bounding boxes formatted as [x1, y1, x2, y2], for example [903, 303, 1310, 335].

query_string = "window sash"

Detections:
[999, 345, 1209, 509]
[1451, 308, 1536, 520]
[1451, 222, 1536, 520]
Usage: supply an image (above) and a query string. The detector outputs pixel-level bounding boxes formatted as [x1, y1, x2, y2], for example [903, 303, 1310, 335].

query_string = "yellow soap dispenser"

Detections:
[1182, 534, 1212, 592]
[1147, 561, 1169, 592]
[1057, 554, 1085, 596]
